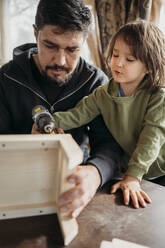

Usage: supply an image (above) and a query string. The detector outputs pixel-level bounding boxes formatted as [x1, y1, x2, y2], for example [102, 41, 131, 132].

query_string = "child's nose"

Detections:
[117, 57, 124, 67]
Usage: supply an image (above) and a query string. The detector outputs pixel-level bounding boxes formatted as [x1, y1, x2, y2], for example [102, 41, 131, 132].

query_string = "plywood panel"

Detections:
[0, 134, 83, 245]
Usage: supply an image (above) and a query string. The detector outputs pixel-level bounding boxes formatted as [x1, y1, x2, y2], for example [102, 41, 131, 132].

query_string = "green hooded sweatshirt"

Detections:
[53, 78, 165, 181]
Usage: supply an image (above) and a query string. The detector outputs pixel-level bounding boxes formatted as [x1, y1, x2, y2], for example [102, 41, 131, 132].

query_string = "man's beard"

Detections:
[41, 64, 73, 87]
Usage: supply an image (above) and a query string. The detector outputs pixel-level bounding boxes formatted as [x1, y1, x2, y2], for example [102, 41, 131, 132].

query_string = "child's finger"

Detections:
[140, 190, 152, 203]
[136, 191, 146, 208]
[130, 190, 139, 208]
[110, 182, 121, 193]
[123, 188, 130, 206]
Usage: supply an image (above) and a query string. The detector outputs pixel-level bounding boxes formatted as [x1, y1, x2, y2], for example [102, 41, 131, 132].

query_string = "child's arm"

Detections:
[111, 175, 151, 208]
[53, 87, 103, 131]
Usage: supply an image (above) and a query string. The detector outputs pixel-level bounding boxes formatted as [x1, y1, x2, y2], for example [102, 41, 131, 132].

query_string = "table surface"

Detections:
[0, 180, 164, 248]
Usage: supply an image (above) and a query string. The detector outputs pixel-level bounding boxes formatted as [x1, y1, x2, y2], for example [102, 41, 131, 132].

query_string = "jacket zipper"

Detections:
[4, 71, 95, 113]
[50, 71, 94, 112]
[4, 73, 51, 106]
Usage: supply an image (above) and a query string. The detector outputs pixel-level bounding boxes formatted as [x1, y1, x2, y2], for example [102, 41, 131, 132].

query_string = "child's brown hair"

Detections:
[107, 20, 165, 92]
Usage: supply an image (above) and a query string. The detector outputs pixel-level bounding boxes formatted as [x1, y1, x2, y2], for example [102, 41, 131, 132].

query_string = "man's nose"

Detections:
[54, 49, 66, 66]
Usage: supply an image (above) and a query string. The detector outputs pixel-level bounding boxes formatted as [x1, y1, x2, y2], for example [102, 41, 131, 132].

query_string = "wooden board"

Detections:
[100, 239, 150, 248]
[0, 134, 83, 245]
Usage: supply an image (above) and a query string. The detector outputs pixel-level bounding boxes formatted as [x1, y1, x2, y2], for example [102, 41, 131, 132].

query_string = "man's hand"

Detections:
[59, 165, 101, 218]
[31, 123, 64, 134]
[111, 175, 151, 208]
[31, 123, 41, 134]
[31, 124, 101, 217]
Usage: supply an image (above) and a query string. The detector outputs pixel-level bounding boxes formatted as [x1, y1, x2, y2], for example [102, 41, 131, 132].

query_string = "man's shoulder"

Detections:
[0, 61, 13, 76]
[0, 58, 22, 80]
[0, 43, 35, 82]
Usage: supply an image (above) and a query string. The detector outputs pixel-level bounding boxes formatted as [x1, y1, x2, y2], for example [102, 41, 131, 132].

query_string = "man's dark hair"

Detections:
[35, 0, 91, 34]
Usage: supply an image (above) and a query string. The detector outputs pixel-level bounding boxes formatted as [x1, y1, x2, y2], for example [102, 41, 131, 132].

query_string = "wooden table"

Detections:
[0, 180, 164, 248]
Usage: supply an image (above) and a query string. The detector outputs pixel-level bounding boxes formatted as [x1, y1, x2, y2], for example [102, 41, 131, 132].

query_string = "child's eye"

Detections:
[127, 58, 135, 62]
[112, 54, 119, 57]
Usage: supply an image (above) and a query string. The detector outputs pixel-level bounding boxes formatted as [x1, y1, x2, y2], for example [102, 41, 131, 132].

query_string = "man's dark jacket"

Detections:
[0, 43, 123, 186]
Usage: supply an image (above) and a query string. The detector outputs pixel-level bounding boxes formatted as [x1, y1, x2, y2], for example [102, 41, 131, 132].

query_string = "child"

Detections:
[44, 20, 165, 208]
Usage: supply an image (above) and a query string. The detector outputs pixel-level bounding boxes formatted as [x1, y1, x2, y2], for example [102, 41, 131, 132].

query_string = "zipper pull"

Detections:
[50, 105, 54, 114]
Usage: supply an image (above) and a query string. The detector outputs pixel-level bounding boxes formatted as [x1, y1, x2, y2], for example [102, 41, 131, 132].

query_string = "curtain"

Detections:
[150, 0, 163, 24]
[0, 0, 38, 64]
[82, 0, 103, 68]
[95, 0, 152, 75]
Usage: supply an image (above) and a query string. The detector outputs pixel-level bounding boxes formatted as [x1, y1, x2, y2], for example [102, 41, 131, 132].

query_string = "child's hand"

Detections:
[111, 175, 151, 208]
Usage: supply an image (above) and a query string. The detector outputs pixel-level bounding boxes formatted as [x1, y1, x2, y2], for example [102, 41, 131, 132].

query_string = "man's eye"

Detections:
[112, 54, 118, 57]
[44, 44, 57, 49]
[67, 48, 79, 53]
[46, 46, 54, 49]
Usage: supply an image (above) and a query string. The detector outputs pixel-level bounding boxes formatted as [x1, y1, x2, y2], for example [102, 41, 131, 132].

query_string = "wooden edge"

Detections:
[59, 135, 83, 169]
[0, 204, 57, 220]
[58, 215, 78, 246]
[57, 135, 83, 245]
[0, 134, 77, 142]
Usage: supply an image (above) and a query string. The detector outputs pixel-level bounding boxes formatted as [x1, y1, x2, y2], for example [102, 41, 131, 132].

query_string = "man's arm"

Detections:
[86, 115, 124, 186]
[58, 116, 124, 218]
[32, 124, 102, 218]
[32, 118, 123, 218]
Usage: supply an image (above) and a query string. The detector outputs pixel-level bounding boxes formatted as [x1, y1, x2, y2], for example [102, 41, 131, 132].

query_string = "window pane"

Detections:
[158, 3, 165, 34]
[5, 0, 39, 61]
[2, 0, 94, 64]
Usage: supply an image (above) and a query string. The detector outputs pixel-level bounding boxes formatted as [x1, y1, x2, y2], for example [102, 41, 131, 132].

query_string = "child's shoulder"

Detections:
[153, 87, 165, 98]
[148, 88, 165, 109]
[159, 87, 165, 94]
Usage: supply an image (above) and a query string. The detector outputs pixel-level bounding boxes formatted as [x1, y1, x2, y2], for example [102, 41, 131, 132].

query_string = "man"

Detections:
[0, 0, 123, 217]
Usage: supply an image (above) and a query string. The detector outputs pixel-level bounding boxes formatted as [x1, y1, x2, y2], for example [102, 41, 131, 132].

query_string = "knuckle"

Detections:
[79, 197, 86, 206]
[77, 187, 85, 196]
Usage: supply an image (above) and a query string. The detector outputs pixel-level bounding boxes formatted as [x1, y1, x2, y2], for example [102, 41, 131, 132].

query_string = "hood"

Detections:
[13, 43, 37, 58]
[3, 43, 46, 100]
[13, 43, 37, 72]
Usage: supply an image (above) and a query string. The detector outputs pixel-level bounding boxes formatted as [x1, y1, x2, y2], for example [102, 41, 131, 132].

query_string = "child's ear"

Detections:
[144, 65, 149, 75]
